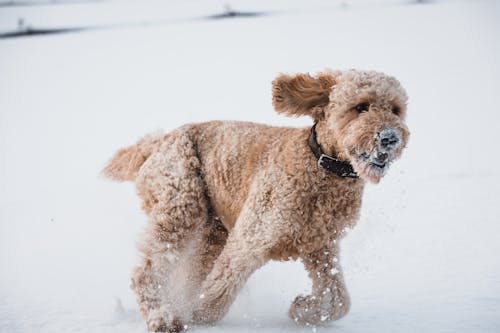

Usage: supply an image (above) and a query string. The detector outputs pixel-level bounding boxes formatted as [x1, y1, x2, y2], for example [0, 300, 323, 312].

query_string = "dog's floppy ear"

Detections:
[272, 72, 336, 120]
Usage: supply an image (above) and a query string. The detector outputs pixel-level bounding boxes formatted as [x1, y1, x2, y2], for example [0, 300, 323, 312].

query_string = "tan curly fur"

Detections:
[103, 69, 409, 332]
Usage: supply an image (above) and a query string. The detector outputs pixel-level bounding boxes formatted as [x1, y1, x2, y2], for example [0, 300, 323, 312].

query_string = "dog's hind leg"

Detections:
[192, 216, 228, 288]
[131, 131, 209, 332]
[169, 214, 229, 324]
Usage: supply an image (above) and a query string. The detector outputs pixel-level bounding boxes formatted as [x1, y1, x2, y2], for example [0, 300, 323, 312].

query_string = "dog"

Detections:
[103, 69, 409, 332]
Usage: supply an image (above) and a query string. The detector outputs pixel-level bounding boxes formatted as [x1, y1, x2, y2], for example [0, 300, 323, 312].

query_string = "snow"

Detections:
[1, 0, 500, 332]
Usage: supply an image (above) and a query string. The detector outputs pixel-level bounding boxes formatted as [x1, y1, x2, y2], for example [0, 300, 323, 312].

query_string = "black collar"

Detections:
[307, 123, 359, 179]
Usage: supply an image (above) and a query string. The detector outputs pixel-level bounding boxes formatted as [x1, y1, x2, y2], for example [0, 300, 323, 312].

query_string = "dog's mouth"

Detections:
[360, 151, 390, 165]
[366, 152, 389, 168]
[370, 161, 386, 169]
[353, 151, 394, 183]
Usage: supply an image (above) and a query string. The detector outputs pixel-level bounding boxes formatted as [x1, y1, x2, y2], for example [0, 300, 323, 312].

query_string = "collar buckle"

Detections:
[317, 153, 332, 169]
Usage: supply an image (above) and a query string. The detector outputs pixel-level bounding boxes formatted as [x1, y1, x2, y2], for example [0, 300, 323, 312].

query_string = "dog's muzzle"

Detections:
[377, 129, 401, 151]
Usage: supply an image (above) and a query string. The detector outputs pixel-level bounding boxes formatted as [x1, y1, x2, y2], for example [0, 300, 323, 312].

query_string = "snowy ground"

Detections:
[1, 0, 500, 332]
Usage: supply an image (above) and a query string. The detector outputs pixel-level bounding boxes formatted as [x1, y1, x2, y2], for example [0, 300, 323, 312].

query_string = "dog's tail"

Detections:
[101, 131, 164, 182]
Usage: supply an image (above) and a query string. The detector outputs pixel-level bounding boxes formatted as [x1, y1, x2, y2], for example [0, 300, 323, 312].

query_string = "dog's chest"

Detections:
[305, 184, 361, 236]
[269, 179, 364, 260]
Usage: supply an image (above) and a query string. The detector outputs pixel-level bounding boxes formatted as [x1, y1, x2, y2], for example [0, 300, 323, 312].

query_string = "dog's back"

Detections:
[103, 120, 304, 229]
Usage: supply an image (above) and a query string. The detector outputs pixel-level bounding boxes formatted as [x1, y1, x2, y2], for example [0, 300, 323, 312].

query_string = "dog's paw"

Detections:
[289, 289, 350, 325]
[191, 306, 219, 325]
[289, 295, 322, 325]
[147, 316, 185, 332]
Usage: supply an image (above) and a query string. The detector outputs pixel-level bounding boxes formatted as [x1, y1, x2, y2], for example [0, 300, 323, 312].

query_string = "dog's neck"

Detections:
[307, 123, 359, 179]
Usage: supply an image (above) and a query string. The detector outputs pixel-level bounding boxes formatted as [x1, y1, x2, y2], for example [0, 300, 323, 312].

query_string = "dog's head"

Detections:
[272, 70, 409, 184]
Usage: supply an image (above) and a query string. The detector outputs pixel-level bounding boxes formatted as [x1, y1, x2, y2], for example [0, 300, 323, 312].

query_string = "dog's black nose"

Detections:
[379, 129, 400, 148]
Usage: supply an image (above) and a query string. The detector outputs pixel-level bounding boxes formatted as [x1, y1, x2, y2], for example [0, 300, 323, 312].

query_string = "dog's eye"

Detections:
[355, 103, 370, 113]
[392, 106, 401, 116]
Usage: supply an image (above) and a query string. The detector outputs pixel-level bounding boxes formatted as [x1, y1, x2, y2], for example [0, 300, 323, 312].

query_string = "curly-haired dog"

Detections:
[103, 70, 409, 332]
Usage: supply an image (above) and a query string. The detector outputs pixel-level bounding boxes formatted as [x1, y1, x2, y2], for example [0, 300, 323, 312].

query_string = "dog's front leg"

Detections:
[289, 243, 350, 325]
[190, 215, 271, 325]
